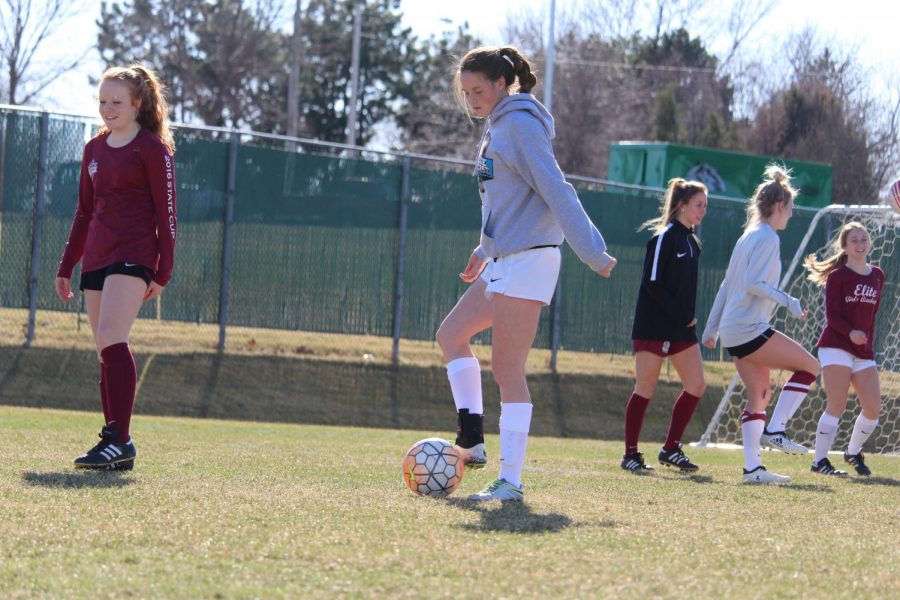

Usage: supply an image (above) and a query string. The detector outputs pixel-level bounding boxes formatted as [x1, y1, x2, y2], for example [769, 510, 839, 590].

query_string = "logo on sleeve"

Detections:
[88, 160, 98, 180]
[475, 157, 494, 181]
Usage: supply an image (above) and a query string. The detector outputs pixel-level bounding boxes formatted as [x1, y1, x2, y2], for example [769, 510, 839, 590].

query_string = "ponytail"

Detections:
[640, 178, 707, 234]
[99, 64, 174, 153]
[454, 45, 538, 112]
[745, 164, 796, 228]
[804, 221, 871, 286]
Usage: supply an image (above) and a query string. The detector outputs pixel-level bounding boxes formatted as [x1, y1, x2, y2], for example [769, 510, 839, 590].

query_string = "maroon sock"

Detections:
[624, 393, 651, 454]
[100, 343, 136, 443]
[99, 363, 110, 425]
[663, 390, 701, 451]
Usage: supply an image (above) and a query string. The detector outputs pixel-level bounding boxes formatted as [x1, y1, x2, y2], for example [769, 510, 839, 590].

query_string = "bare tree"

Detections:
[0, 0, 87, 104]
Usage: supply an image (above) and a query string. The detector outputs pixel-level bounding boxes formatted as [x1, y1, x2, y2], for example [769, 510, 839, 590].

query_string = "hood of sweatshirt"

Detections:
[489, 93, 555, 139]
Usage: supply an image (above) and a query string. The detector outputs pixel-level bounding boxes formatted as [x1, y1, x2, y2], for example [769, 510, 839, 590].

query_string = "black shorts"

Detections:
[80, 262, 154, 291]
[726, 328, 775, 359]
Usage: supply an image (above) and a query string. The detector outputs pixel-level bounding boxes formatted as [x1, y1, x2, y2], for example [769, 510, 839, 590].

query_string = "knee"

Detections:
[435, 321, 460, 352]
[803, 359, 821, 378]
[94, 326, 127, 352]
[492, 362, 525, 390]
[687, 380, 707, 398]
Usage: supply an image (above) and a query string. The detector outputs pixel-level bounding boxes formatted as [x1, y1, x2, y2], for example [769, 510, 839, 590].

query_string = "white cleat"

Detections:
[467, 478, 524, 502]
[761, 431, 808, 455]
[742, 465, 790, 485]
[454, 443, 487, 470]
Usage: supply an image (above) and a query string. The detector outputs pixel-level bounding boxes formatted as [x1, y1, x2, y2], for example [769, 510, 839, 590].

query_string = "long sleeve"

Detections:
[148, 147, 177, 286]
[744, 235, 790, 306]
[57, 146, 95, 279]
[703, 280, 727, 343]
[506, 117, 611, 271]
[641, 234, 694, 326]
[823, 270, 853, 337]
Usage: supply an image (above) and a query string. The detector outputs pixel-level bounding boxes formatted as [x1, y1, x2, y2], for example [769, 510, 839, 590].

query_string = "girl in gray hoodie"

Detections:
[435, 46, 616, 502]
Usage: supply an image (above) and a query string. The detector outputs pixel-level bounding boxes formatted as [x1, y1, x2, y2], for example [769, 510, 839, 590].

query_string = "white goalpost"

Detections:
[696, 204, 900, 455]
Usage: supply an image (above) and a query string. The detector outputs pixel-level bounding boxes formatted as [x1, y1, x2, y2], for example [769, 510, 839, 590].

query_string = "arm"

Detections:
[148, 147, 177, 286]
[702, 279, 727, 345]
[744, 234, 803, 318]
[57, 146, 94, 279]
[506, 118, 612, 272]
[640, 234, 694, 326]
[823, 270, 853, 337]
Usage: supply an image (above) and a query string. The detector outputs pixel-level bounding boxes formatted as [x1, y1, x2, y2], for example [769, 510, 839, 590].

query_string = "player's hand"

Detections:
[787, 297, 804, 319]
[459, 252, 488, 284]
[849, 329, 867, 345]
[687, 318, 697, 328]
[144, 281, 165, 301]
[703, 337, 716, 349]
[595, 256, 617, 278]
[55, 277, 74, 303]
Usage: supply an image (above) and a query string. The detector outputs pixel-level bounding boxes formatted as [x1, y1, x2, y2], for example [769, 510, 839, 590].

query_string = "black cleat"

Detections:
[811, 457, 847, 476]
[658, 445, 699, 472]
[74, 427, 137, 470]
[621, 451, 654, 473]
[843, 452, 871, 476]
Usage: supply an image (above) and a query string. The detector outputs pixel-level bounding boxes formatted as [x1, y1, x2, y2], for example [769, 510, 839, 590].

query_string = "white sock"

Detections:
[742, 418, 764, 471]
[498, 402, 532, 488]
[813, 412, 840, 464]
[847, 415, 879, 455]
[767, 384, 811, 433]
[446, 357, 483, 415]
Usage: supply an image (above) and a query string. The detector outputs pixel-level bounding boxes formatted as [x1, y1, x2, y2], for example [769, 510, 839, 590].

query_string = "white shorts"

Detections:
[480, 246, 561, 306]
[818, 347, 877, 373]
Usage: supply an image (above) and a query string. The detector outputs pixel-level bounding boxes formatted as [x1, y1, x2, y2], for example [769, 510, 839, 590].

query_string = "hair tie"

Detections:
[501, 54, 515, 67]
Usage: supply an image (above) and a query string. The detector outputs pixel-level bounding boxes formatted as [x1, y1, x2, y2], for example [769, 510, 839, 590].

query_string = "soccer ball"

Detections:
[889, 179, 900, 214]
[402, 437, 464, 498]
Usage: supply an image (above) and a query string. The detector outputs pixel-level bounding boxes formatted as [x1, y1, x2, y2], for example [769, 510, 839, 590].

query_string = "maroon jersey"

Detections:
[57, 128, 176, 286]
[816, 265, 884, 359]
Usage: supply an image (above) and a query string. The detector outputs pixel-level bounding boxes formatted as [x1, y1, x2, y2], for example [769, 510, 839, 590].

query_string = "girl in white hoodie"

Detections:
[703, 166, 819, 484]
[435, 46, 616, 502]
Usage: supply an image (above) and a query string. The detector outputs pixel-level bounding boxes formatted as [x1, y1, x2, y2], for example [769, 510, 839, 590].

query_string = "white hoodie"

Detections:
[473, 93, 612, 271]
[703, 223, 802, 347]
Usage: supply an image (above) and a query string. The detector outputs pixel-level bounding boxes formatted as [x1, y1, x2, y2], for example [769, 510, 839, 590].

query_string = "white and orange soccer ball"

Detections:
[889, 179, 900, 214]
[402, 437, 464, 498]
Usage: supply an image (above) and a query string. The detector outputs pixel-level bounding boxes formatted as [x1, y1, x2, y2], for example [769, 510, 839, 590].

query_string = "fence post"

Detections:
[548, 259, 564, 373]
[218, 131, 238, 351]
[25, 112, 50, 347]
[391, 155, 411, 367]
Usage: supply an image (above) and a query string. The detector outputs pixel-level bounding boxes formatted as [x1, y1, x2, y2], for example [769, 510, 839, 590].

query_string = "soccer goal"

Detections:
[697, 204, 900, 454]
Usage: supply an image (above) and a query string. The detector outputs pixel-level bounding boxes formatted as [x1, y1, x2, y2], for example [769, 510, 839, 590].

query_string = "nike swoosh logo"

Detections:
[490, 278, 501, 282]
[124, 262, 137, 267]
[676, 252, 688, 258]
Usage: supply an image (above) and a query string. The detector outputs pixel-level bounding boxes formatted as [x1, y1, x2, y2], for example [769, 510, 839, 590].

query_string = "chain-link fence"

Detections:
[1, 106, 823, 365]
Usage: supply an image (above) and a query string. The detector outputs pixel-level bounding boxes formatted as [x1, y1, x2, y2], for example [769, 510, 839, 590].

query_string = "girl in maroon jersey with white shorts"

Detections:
[55, 65, 177, 471]
[804, 222, 884, 476]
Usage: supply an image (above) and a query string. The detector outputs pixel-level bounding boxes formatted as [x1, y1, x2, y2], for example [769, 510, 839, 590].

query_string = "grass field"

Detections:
[2, 405, 898, 599]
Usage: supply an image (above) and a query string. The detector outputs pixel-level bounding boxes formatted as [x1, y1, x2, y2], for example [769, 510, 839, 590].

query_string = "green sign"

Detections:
[608, 142, 833, 207]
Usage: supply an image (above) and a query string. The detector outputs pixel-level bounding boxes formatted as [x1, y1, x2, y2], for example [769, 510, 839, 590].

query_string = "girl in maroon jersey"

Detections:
[55, 64, 177, 471]
[804, 222, 883, 476]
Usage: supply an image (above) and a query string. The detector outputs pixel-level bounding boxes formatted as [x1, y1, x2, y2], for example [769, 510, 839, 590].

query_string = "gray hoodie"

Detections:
[473, 94, 611, 271]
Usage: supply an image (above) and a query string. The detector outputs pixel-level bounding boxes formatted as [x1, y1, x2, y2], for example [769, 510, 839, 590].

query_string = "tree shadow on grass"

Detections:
[22, 470, 134, 489]
[847, 476, 900, 487]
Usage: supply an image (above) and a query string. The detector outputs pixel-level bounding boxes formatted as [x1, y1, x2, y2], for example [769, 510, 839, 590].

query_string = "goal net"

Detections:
[697, 205, 900, 454]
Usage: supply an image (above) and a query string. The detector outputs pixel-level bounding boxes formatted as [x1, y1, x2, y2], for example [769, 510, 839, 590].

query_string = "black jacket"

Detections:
[631, 220, 700, 342]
